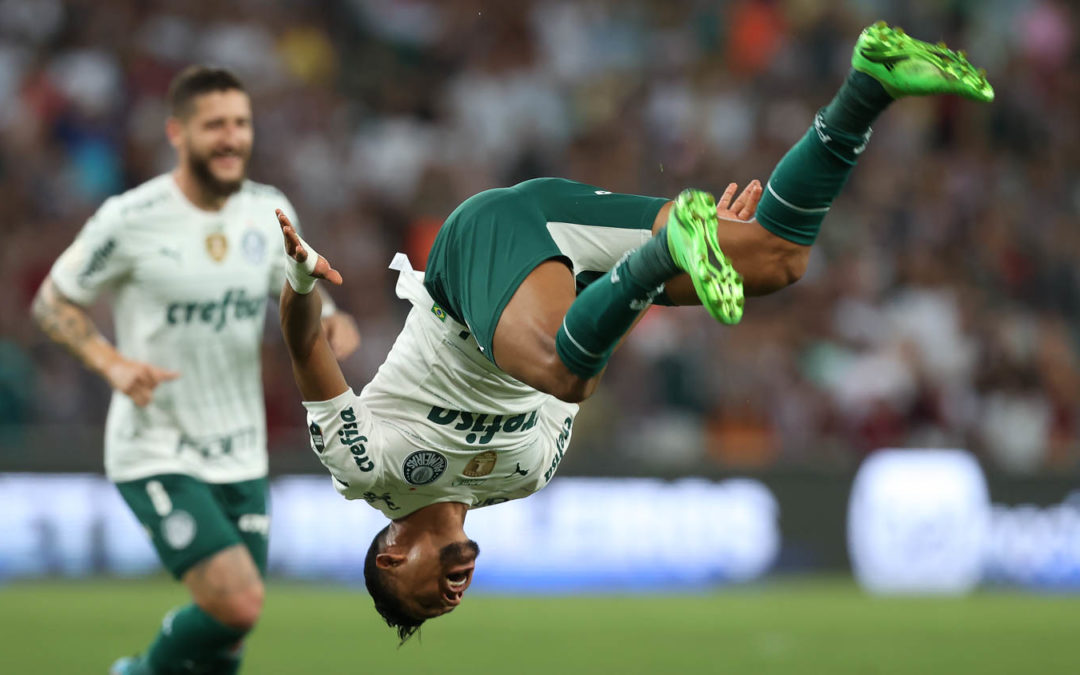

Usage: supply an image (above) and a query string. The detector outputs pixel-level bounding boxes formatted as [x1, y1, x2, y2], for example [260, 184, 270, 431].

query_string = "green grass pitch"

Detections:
[0, 577, 1075, 674]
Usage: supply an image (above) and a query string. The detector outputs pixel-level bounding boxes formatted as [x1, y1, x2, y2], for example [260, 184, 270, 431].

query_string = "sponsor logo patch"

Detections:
[402, 450, 447, 485]
[238, 514, 270, 537]
[463, 450, 497, 477]
[426, 407, 539, 445]
[162, 510, 196, 550]
[241, 229, 266, 264]
[205, 232, 228, 262]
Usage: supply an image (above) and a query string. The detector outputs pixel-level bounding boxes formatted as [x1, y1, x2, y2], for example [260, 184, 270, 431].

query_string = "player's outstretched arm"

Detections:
[276, 209, 350, 402]
[31, 279, 179, 406]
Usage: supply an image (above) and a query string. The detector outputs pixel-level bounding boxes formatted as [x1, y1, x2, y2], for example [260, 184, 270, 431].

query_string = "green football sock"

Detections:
[555, 231, 677, 378]
[821, 70, 894, 137]
[205, 645, 243, 675]
[144, 604, 248, 675]
[755, 71, 893, 246]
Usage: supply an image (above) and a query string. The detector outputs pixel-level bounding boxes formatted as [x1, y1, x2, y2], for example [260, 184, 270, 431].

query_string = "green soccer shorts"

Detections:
[423, 177, 668, 364]
[115, 474, 269, 579]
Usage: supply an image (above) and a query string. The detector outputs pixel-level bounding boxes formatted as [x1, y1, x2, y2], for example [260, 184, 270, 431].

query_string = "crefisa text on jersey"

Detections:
[425, 406, 540, 445]
[165, 287, 265, 331]
[338, 407, 373, 472]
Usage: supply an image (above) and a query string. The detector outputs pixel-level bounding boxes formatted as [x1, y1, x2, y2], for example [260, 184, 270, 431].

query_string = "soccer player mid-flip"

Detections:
[277, 23, 993, 642]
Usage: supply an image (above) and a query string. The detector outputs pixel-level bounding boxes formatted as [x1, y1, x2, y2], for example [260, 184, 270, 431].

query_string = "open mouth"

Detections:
[445, 564, 474, 590]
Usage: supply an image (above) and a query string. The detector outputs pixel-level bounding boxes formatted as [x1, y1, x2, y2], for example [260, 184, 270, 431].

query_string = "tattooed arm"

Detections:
[32, 278, 178, 406]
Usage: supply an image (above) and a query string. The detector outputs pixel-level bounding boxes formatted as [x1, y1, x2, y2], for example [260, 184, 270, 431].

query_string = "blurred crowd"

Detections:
[0, 0, 1077, 474]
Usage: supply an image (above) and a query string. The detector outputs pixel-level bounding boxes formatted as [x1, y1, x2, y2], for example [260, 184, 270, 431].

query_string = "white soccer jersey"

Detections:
[303, 256, 579, 517]
[50, 173, 298, 483]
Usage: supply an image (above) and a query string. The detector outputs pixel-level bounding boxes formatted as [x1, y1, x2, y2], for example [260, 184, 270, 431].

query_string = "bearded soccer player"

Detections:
[31, 66, 360, 674]
[277, 23, 992, 643]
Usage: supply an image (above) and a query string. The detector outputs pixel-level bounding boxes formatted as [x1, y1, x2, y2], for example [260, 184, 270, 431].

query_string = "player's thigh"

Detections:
[490, 260, 578, 388]
[211, 477, 270, 576]
[425, 189, 572, 367]
[115, 473, 248, 580]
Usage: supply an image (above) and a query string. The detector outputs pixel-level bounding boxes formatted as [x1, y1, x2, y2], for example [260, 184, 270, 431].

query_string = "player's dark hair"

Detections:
[167, 65, 246, 119]
[364, 524, 424, 644]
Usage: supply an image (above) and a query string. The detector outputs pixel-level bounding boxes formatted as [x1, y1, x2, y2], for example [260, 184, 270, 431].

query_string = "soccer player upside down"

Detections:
[278, 22, 993, 643]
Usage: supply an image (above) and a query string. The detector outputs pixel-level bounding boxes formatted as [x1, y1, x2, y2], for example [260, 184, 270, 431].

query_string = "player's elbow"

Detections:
[30, 278, 72, 334]
[30, 279, 55, 325]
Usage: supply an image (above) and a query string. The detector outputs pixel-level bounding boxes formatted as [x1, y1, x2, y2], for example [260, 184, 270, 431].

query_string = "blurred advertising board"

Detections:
[847, 449, 1080, 593]
[0, 474, 779, 591]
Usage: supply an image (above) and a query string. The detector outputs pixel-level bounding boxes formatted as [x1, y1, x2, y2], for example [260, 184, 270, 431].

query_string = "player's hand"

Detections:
[322, 311, 361, 360]
[276, 209, 343, 286]
[103, 356, 179, 407]
[716, 179, 762, 222]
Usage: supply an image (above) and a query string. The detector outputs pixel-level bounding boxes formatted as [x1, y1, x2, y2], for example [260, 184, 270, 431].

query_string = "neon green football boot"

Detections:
[666, 189, 744, 325]
[852, 20, 994, 102]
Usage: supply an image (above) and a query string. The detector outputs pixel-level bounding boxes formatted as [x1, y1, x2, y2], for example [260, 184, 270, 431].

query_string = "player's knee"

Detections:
[204, 580, 265, 632]
[779, 246, 809, 286]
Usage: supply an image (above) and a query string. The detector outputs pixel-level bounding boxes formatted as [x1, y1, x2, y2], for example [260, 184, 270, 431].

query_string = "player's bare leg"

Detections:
[496, 21, 992, 404]
[111, 546, 263, 675]
[494, 178, 773, 402]
[492, 260, 596, 402]
[183, 545, 265, 632]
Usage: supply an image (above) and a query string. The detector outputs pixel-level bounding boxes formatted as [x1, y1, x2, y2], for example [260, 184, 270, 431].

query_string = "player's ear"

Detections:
[165, 116, 184, 151]
[375, 552, 407, 569]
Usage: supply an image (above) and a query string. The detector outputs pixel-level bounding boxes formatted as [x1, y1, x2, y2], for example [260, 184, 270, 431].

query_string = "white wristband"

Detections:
[285, 235, 320, 294]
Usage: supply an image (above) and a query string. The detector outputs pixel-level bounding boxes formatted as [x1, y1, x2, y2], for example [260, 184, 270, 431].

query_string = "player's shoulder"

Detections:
[241, 179, 291, 205]
[95, 174, 177, 226]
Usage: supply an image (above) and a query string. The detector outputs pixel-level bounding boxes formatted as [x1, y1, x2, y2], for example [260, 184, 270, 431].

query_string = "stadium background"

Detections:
[1, 0, 1078, 672]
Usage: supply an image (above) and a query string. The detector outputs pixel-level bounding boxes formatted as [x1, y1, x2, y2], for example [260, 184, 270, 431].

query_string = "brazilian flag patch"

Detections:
[431, 303, 447, 322]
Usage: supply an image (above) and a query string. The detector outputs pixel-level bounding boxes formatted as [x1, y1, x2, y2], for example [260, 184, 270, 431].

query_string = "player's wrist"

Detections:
[94, 348, 130, 387]
[285, 236, 321, 295]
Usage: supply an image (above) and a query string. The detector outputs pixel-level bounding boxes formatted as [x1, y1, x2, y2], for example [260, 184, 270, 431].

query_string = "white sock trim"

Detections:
[560, 319, 604, 359]
[765, 182, 831, 214]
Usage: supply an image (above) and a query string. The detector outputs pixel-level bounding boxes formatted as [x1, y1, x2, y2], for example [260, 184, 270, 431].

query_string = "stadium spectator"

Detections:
[4, 0, 1079, 474]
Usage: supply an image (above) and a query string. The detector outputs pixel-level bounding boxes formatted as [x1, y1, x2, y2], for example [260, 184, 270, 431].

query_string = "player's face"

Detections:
[390, 538, 479, 620]
[176, 90, 253, 197]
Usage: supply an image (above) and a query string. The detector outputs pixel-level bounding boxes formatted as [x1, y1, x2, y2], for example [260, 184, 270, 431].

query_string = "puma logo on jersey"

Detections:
[509, 463, 529, 477]
[166, 288, 264, 331]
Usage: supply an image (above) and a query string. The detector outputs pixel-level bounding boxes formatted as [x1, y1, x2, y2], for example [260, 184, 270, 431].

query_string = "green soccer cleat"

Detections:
[666, 189, 744, 325]
[852, 20, 994, 102]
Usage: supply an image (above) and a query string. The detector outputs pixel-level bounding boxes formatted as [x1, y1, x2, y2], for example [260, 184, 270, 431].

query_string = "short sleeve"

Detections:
[50, 197, 133, 306]
[303, 388, 380, 498]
